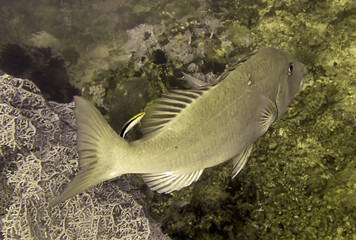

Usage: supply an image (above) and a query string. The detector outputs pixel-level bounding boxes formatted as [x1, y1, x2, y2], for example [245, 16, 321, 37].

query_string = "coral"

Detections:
[163, 37, 194, 65]
[28, 31, 60, 51]
[0, 74, 169, 239]
[201, 17, 221, 38]
[125, 24, 166, 68]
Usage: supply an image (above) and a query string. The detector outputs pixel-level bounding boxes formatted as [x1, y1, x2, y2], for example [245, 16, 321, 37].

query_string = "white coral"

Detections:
[125, 24, 165, 67]
[28, 31, 60, 50]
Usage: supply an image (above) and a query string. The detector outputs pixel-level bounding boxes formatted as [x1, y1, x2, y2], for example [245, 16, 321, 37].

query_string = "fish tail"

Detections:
[49, 96, 129, 207]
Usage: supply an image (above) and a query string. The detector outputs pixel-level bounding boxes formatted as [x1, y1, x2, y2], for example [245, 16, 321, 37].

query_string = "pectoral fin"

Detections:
[232, 145, 253, 178]
[259, 96, 278, 134]
[142, 169, 204, 193]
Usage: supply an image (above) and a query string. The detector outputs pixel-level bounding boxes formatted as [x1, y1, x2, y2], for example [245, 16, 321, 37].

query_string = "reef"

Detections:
[0, 0, 355, 239]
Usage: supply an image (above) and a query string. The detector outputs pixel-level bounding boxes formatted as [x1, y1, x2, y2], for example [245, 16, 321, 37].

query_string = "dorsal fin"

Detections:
[213, 50, 257, 84]
[140, 89, 208, 136]
[139, 51, 256, 137]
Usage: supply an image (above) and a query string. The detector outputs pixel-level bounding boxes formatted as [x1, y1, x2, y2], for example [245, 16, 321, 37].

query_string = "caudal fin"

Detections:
[49, 96, 128, 207]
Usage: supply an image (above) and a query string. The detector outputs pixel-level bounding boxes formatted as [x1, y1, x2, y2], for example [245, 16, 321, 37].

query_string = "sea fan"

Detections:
[0, 74, 162, 239]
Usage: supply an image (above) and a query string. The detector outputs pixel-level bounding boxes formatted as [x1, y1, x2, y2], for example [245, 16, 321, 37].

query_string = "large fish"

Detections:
[50, 48, 307, 207]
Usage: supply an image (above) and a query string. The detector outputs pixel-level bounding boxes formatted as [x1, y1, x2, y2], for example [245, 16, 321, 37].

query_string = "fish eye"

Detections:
[288, 63, 294, 76]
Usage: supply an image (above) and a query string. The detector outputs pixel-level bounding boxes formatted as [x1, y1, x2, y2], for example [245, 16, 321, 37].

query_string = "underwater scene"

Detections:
[0, 0, 355, 239]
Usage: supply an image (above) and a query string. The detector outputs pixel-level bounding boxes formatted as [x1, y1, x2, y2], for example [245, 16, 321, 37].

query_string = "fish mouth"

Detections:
[300, 64, 309, 86]
[299, 79, 304, 89]
[299, 72, 310, 89]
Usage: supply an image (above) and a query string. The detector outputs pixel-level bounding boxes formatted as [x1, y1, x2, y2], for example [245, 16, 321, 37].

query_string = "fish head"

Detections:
[273, 49, 308, 117]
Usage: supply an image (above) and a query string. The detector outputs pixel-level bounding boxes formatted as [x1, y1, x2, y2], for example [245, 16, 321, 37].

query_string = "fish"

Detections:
[120, 112, 145, 138]
[49, 48, 307, 207]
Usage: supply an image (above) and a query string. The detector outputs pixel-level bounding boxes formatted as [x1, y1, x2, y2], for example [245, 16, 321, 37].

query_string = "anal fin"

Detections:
[232, 145, 253, 178]
[142, 169, 204, 193]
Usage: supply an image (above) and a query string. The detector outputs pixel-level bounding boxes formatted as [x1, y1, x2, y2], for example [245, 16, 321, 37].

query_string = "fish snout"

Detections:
[298, 64, 308, 89]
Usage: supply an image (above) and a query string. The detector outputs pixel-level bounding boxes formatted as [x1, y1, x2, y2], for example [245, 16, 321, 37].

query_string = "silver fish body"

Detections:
[50, 48, 307, 206]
